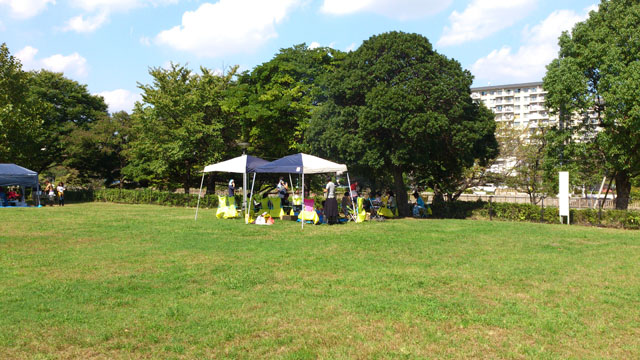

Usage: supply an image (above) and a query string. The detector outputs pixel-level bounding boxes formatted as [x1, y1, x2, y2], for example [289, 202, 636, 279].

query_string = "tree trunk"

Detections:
[392, 166, 409, 217]
[184, 161, 191, 195]
[615, 171, 631, 210]
[206, 174, 216, 195]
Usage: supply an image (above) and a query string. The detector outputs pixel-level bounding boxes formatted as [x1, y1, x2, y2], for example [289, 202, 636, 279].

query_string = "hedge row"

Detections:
[431, 200, 640, 230]
[65, 189, 640, 229]
[65, 189, 228, 208]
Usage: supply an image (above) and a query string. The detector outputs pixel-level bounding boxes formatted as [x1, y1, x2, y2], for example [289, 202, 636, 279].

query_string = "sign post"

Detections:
[559, 171, 570, 225]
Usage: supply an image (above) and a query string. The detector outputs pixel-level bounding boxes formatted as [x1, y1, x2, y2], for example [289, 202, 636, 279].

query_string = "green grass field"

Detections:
[1, 203, 639, 359]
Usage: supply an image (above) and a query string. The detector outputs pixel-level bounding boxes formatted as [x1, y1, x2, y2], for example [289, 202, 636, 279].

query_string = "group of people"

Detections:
[0, 186, 25, 206]
[43, 180, 65, 206]
[226, 175, 428, 221]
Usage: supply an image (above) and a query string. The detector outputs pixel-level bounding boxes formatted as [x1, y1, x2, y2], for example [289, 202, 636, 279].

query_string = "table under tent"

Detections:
[251, 153, 361, 229]
[194, 155, 269, 221]
[0, 163, 40, 207]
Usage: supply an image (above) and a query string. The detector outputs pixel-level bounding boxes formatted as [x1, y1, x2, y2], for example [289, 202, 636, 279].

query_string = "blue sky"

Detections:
[1, 0, 597, 113]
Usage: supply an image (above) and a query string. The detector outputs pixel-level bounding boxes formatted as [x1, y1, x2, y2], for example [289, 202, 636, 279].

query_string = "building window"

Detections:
[516, 88, 521, 93]
[515, 105, 520, 110]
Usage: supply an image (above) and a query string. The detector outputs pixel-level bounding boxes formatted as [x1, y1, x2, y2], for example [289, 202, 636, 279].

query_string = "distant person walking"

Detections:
[44, 180, 55, 206]
[56, 182, 65, 206]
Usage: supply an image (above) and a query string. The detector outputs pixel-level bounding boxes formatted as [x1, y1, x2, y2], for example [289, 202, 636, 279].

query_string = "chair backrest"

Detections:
[304, 198, 315, 212]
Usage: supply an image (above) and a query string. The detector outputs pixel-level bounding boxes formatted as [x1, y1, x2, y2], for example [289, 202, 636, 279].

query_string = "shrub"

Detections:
[65, 189, 219, 208]
[431, 200, 639, 230]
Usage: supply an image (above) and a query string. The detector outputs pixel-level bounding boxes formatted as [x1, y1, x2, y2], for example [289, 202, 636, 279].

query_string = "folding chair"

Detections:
[299, 198, 320, 224]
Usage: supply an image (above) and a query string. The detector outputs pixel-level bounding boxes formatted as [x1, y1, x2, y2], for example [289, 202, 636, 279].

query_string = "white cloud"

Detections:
[308, 41, 321, 49]
[16, 46, 89, 79]
[156, 0, 300, 57]
[320, 0, 451, 20]
[64, 0, 178, 33]
[63, 11, 109, 33]
[437, 0, 537, 47]
[97, 89, 142, 113]
[0, 0, 55, 19]
[345, 42, 357, 52]
[69, 0, 176, 13]
[471, 7, 595, 84]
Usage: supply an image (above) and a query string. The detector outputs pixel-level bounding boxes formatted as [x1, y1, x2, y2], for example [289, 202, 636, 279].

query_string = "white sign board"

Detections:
[558, 171, 569, 217]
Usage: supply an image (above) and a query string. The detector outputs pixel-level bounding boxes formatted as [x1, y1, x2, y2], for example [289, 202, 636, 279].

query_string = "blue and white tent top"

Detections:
[255, 153, 347, 174]
[0, 163, 39, 187]
[203, 155, 269, 174]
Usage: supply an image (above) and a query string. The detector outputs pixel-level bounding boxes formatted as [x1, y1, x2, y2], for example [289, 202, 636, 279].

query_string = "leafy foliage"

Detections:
[308, 32, 497, 215]
[227, 44, 345, 159]
[543, 0, 640, 209]
[124, 64, 239, 193]
[0, 43, 42, 168]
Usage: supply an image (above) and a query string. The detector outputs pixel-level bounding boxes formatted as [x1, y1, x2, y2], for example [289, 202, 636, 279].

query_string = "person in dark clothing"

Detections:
[228, 179, 235, 196]
[323, 176, 338, 224]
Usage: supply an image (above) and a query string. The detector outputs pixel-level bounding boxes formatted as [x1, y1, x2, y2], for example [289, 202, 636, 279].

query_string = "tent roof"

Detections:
[203, 155, 269, 174]
[255, 153, 347, 174]
[0, 163, 39, 187]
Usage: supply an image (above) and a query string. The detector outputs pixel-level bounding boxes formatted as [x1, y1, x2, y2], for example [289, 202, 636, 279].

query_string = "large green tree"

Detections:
[308, 32, 497, 216]
[27, 70, 109, 173]
[543, 0, 640, 209]
[0, 43, 42, 168]
[125, 63, 239, 193]
[65, 111, 133, 187]
[227, 44, 345, 159]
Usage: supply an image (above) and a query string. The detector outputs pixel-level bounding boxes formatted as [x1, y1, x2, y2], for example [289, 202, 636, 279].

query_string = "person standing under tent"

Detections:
[228, 179, 235, 197]
[56, 182, 66, 206]
[323, 176, 338, 225]
[277, 177, 288, 205]
[350, 181, 358, 198]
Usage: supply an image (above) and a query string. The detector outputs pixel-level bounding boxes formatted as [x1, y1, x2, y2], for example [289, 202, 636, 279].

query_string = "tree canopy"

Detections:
[543, 0, 640, 209]
[308, 31, 497, 215]
[124, 63, 239, 193]
[228, 44, 345, 159]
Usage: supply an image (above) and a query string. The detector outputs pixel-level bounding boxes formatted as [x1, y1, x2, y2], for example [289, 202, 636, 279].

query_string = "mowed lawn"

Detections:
[1, 203, 639, 359]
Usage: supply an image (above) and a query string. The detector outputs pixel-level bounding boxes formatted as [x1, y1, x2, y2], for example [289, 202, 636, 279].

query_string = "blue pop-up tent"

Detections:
[252, 153, 353, 229]
[0, 163, 40, 206]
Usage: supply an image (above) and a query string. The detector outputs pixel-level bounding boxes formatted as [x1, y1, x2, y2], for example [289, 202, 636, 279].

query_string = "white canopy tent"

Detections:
[251, 153, 354, 229]
[195, 154, 269, 221]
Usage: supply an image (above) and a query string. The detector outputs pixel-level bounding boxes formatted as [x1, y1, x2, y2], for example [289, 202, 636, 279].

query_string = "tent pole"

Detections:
[288, 174, 293, 192]
[347, 173, 357, 221]
[301, 173, 304, 230]
[195, 172, 205, 221]
[36, 182, 40, 207]
[247, 172, 256, 224]
[243, 171, 247, 218]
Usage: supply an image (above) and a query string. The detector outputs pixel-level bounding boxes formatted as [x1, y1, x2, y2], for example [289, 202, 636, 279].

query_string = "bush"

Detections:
[65, 189, 219, 208]
[431, 200, 640, 230]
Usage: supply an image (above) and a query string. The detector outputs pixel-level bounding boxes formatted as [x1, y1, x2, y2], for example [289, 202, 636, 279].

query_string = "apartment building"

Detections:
[470, 81, 555, 133]
[470, 82, 552, 174]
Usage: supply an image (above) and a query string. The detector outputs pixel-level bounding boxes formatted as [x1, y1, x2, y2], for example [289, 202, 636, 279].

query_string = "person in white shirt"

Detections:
[56, 182, 66, 206]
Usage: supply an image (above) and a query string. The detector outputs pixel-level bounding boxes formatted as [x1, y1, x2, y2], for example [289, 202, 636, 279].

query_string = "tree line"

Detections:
[2, 2, 640, 213]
